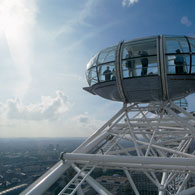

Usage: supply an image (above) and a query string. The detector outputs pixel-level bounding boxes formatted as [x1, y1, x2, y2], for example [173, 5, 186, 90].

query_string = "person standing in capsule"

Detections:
[174, 49, 185, 74]
[103, 66, 112, 81]
[139, 50, 149, 76]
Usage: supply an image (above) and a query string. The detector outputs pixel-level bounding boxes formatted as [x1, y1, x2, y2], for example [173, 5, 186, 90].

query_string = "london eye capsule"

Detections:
[84, 35, 195, 103]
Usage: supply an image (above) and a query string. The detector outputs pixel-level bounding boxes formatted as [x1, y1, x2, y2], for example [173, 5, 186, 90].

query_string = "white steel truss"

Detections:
[21, 102, 195, 195]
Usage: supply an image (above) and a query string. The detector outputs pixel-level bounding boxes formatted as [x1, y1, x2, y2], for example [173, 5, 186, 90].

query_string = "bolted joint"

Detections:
[60, 152, 66, 161]
[159, 185, 165, 191]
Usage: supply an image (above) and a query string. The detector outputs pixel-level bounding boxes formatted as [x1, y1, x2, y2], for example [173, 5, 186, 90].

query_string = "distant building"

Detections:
[0, 184, 27, 195]
[23, 165, 41, 173]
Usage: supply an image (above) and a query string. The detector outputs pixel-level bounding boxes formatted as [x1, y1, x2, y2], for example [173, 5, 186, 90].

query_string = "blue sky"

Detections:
[0, 0, 194, 137]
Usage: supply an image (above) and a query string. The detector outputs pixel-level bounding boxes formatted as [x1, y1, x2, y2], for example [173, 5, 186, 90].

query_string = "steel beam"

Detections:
[62, 153, 195, 172]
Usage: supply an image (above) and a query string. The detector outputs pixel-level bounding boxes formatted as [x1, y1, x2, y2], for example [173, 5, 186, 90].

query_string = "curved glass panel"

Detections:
[97, 46, 116, 64]
[121, 39, 158, 78]
[86, 53, 99, 70]
[189, 38, 195, 53]
[86, 67, 98, 86]
[166, 55, 190, 74]
[192, 55, 195, 73]
[165, 37, 189, 53]
[122, 39, 157, 59]
[174, 98, 188, 110]
[122, 56, 158, 78]
[98, 63, 115, 82]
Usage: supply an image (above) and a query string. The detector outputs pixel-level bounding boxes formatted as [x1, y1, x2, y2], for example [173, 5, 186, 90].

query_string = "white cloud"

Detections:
[73, 114, 91, 125]
[78, 115, 89, 123]
[0, 92, 107, 137]
[181, 16, 192, 27]
[122, 0, 139, 7]
[0, 91, 70, 121]
[71, 113, 104, 133]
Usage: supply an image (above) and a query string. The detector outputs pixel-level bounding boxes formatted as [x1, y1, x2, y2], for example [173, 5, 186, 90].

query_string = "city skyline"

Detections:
[0, 0, 195, 137]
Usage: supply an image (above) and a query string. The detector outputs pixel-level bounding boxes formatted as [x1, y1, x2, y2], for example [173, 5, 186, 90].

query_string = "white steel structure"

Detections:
[21, 101, 195, 195]
[21, 35, 195, 194]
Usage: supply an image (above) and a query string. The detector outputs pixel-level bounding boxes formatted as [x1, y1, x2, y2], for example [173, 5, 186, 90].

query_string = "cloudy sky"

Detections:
[0, 0, 194, 137]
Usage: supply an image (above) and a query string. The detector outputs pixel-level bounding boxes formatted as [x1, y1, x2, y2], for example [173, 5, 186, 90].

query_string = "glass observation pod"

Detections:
[173, 98, 188, 113]
[84, 35, 195, 103]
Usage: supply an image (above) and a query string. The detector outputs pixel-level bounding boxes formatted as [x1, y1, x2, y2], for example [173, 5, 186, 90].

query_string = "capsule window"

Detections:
[122, 39, 157, 59]
[167, 55, 190, 74]
[122, 55, 158, 78]
[97, 47, 116, 64]
[174, 98, 188, 110]
[122, 39, 158, 78]
[192, 55, 195, 73]
[165, 37, 189, 54]
[86, 53, 98, 70]
[97, 63, 116, 82]
[87, 67, 98, 86]
[189, 39, 195, 53]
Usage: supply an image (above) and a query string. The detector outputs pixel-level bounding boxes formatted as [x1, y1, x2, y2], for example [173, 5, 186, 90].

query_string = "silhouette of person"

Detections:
[139, 51, 148, 76]
[126, 51, 136, 77]
[112, 68, 116, 80]
[174, 49, 185, 74]
[103, 66, 112, 81]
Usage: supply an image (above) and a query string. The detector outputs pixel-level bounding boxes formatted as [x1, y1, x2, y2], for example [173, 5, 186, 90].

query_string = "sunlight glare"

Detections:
[0, 0, 37, 98]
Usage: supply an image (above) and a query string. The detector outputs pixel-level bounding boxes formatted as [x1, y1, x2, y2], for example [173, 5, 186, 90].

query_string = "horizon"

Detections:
[0, 0, 195, 138]
[0, 137, 87, 139]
